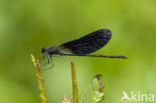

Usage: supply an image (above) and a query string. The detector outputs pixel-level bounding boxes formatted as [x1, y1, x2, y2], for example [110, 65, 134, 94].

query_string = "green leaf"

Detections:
[80, 74, 105, 103]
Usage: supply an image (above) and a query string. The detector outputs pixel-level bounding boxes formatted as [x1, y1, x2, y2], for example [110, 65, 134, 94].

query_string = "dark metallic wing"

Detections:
[59, 29, 112, 54]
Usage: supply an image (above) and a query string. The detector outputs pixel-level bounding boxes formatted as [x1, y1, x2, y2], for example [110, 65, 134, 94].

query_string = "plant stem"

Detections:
[71, 61, 78, 103]
[31, 54, 48, 103]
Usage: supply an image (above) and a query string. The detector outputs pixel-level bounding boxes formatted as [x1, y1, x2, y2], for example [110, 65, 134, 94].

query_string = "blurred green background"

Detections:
[0, 0, 156, 103]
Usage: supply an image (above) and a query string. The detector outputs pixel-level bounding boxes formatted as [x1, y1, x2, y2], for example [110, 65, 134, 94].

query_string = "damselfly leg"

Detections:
[39, 53, 54, 70]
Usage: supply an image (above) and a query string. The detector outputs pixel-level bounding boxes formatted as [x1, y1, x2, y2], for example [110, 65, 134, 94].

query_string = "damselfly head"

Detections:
[41, 47, 46, 54]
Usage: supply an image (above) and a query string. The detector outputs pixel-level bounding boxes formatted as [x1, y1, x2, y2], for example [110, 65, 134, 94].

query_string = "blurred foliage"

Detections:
[0, 0, 156, 103]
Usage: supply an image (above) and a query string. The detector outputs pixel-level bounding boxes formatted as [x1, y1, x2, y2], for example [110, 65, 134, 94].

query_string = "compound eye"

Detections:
[41, 47, 46, 53]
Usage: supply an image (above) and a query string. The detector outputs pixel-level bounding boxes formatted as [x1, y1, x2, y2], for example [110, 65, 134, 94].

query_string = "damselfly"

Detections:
[40, 29, 127, 68]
